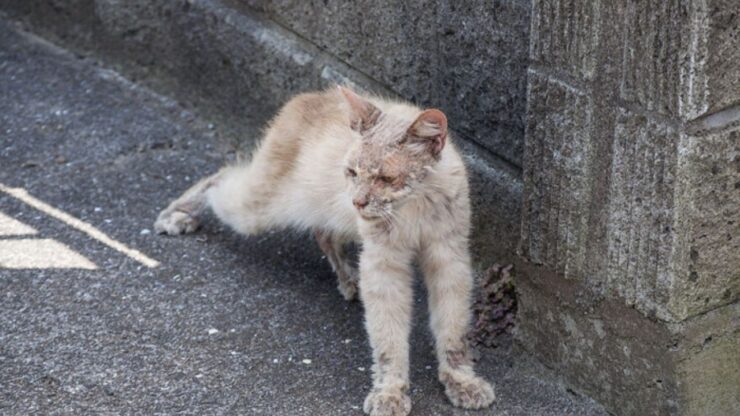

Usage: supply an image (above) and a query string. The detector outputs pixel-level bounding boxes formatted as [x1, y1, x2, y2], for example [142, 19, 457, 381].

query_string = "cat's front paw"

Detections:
[154, 209, 200, 235]
[440, 371, 495, 409]
[363, 387, 411, 416]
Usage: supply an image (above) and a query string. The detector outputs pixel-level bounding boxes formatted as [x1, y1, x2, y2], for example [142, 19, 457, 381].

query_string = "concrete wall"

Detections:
[2, 1, 737, 415]
[240, 0, 531, 166]
[518, 0, 739, 414]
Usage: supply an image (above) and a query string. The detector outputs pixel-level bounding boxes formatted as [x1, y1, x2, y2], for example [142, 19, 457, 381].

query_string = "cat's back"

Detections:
[248, 89, 353, 188]
[267, 89, 349, 144]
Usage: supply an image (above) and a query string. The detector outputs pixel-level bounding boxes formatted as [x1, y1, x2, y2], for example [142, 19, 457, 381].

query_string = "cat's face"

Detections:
[340, 87, 447, 221]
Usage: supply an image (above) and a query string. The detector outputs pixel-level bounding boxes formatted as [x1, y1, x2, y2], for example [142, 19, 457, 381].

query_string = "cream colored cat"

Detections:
[154, 86, 495, 416]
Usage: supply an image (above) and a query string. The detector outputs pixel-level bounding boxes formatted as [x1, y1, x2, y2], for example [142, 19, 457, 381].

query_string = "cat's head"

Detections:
[339, 87, 448, 222]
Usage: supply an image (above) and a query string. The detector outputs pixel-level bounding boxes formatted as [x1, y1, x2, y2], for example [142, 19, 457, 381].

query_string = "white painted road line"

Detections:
[0, 183, 160, 268]
[0, 211, 38, 236]
[0, 238, 97, 269]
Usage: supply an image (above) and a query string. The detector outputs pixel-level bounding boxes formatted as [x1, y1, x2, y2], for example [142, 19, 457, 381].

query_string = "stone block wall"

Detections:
[518, 0, 739, 414]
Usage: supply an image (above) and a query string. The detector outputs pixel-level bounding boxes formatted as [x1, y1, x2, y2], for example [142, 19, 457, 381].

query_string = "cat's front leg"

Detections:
[420, 238, 495, 410]
[358, 241, 414, 416]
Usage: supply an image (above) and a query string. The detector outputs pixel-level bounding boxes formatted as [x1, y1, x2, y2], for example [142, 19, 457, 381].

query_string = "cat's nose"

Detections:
[353, 198, 369, 209]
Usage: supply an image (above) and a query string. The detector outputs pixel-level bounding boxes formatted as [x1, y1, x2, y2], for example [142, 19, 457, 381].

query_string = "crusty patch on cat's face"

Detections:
[345, 117, 434, 221]
[339, 87, 447, 222]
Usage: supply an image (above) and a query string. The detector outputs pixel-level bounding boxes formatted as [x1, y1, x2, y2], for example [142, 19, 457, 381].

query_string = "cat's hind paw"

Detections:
[363, 388, 411, 416]
[338, 278, 358, 301]
[440, 371, 495, 409]
[154, 209, 200, 235]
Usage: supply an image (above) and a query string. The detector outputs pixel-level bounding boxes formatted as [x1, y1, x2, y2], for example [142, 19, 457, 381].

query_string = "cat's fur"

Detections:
[154, 87, 495, 416]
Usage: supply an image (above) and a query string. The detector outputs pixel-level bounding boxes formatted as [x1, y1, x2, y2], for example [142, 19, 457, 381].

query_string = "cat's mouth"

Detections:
[359, 213, 380, 221]
[358, 211, 387, 222]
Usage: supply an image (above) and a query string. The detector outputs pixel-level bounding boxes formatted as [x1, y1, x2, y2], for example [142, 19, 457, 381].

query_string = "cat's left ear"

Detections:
[406, 109, 448, 159]
[338, 86, 382, 132]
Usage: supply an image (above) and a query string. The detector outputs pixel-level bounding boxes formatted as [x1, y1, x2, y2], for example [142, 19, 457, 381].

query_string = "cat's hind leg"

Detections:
[155, 163, 274, 237]
[314, 229, 359, 301]
[154, 170, 223, 235]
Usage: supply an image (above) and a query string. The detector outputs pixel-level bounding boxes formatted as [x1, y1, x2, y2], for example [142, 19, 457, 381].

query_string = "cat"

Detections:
[154, 86, 495, 416]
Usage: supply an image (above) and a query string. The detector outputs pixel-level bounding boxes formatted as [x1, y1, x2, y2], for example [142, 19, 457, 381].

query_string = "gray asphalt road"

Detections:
[0, 18, 606, 416]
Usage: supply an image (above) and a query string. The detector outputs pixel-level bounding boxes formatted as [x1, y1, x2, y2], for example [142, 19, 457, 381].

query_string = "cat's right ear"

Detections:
[338, 86, 381, 132]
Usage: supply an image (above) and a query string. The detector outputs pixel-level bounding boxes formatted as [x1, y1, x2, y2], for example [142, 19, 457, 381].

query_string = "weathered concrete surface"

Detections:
[0, 0, 524, 268]
[530, 0, 740, 121]
[620, 0, 740, 120]
[0, 0, 531, 166]
[519, 0, 740, 415]
[668, 127, 740, 319]
[521, 1, 740, 320]
[517, 263, 740, 416]
[241, 0, 531, 165]
[528, 0, 599, 81]
[603, 109, 737, 320]
[519, 71, 594, 281]
[674, 301, 740, 416]
[0, 20, 607, 416]
[516, 264, 681, 415]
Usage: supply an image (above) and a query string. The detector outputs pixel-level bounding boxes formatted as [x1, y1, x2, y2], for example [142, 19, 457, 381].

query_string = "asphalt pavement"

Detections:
[0, 18, 606, 416]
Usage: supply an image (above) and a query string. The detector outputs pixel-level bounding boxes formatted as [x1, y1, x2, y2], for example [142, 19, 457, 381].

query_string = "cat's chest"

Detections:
[357, 195, 456, 248]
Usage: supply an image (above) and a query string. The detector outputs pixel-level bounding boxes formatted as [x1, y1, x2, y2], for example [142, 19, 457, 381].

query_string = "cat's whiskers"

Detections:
[382, 206, 402, 226]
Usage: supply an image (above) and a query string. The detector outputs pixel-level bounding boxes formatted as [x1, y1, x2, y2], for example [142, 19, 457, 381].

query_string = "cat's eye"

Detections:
[379, 176, 395, 184]
[346, 168, 357, 177]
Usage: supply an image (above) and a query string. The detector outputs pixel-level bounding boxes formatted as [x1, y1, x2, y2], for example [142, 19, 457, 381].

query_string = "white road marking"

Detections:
[0, 238, 97, 269]
[0, 211, 38, 236]
[0, 184, 160, 268]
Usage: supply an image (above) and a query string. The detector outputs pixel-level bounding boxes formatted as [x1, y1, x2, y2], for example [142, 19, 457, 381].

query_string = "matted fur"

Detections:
[154, 87, 495, 416]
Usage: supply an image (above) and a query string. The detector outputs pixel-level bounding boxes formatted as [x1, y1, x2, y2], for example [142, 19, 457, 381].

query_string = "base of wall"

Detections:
[515, 260, 740, 416]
